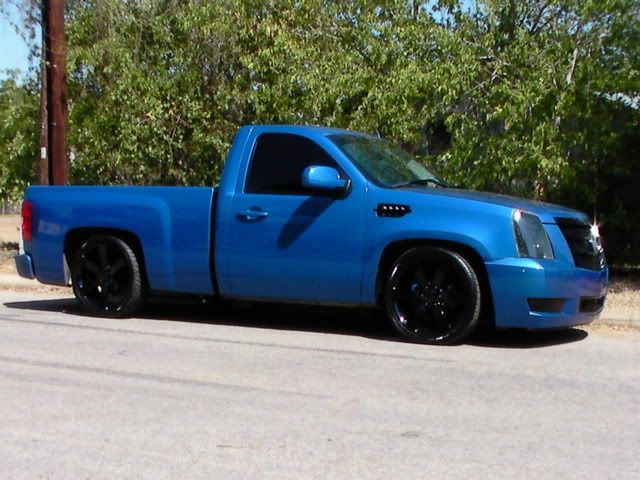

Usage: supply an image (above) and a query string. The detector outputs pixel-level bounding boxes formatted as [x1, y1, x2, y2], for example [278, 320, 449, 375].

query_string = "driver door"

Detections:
[225, 133, 366, 304]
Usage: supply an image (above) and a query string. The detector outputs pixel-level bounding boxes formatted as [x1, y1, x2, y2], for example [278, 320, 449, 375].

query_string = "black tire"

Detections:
[383, 246, 481, 344]
[71, 235, 145, 317]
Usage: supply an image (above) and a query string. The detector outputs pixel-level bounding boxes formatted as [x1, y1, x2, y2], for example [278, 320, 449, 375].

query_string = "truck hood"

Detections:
[400, 187, 587, 223]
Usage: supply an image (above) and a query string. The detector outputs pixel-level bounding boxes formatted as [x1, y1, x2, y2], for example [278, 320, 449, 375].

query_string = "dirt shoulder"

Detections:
[0, 214, 20, 277]
[0, 214, 19, 250]
[0, 214, 19, 235]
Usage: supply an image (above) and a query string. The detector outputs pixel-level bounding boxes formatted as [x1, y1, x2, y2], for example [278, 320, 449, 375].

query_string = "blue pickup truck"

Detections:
[15, 125, 608, 344]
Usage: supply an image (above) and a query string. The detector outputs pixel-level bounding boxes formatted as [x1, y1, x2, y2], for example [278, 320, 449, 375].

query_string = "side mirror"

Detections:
[302, 166, 350, 194]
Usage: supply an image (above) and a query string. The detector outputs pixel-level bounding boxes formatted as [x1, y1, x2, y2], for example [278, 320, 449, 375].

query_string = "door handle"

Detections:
[238, 208, 269, 220]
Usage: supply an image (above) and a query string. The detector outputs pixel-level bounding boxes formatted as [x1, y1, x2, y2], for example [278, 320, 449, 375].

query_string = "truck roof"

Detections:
[240, 124, 370, 137]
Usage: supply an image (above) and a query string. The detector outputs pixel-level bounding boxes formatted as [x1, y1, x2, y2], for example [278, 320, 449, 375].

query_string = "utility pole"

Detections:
[38, 34, 48, 184]
[41, 0, 68, 185]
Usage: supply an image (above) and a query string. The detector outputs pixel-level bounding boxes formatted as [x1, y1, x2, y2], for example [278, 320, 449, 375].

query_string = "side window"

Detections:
[245, 133, 343, 195]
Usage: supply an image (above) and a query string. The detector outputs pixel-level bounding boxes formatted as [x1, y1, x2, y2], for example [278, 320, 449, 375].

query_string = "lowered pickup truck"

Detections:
[15, 125, 608, 344]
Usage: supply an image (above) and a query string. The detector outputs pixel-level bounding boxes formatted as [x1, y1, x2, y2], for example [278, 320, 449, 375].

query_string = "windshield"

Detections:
[328, 134, 446, 188]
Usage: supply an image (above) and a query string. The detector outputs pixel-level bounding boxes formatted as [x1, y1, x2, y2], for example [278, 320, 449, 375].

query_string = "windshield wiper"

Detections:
[392, 178, 449, 188]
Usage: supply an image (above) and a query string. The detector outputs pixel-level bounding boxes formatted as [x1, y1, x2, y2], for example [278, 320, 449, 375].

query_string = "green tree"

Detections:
[1, 0, 639, 261]
[0, 72, 38, 204]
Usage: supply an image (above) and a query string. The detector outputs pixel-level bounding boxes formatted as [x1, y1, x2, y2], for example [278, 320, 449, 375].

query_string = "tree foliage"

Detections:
[0, 72, 38, 203]
[1, 0, 639, 260]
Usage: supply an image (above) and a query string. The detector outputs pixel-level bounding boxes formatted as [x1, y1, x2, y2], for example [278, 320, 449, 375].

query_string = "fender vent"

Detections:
[376, 204, 411, 217]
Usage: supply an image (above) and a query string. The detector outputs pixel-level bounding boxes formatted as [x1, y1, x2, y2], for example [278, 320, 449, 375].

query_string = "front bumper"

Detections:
[486, 258, 608, 329]
[14, 254, 36, 279]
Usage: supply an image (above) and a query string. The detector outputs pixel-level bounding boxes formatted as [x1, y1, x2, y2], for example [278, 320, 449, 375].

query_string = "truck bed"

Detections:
[23, 186, 216, 295]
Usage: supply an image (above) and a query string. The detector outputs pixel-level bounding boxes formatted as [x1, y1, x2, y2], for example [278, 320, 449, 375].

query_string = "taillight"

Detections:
[21, 200, 33, 241]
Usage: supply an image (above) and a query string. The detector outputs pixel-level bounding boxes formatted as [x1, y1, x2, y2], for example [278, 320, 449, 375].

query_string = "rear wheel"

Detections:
[384, 246, 481, 344]
[71, 235, 145, 317]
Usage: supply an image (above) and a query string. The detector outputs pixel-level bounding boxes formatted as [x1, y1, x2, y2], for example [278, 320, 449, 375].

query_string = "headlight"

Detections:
[513, 210, 554, 259]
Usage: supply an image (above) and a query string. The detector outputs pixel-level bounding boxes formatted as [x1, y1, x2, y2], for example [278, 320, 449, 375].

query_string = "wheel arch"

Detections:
[374, 238, 495, 327]
[64, 227, 148, 288]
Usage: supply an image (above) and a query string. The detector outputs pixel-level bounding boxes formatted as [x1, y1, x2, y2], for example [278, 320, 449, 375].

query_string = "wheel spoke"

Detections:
[98, 243, 108, 268]
[432, 267, 447, 287]
[430, 306, 448, 328]
[412, 263, 429, 286]
[83, 259, 100, 275]
[395, 285, 415, 307]
[81, 276, 98, 291]
[99, 282, 110, 305]
[413, 303, 426, 318]
[110, 257, 126, 274]
[410, 304, 427, 330]
[444, 285, 462, 312]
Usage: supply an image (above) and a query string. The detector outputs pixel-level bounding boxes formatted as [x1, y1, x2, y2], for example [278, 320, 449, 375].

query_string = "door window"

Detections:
[245, 133, 344, 195]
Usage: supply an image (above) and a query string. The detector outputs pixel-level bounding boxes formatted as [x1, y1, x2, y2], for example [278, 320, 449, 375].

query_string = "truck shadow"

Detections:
[3, 297, 588, 349]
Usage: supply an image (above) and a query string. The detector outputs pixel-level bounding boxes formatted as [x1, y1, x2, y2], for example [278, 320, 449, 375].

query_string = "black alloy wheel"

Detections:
[71, 235, 145, 317]
[384, 246, 481, 344]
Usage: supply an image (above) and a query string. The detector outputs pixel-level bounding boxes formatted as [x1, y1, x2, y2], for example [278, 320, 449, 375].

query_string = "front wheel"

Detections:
[71, 235, 145, 317]
[384, 247, 481, 344]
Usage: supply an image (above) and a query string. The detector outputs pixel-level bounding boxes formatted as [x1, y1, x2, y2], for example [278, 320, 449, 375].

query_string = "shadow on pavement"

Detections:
[3, 296, 401, 343]
[470, 327, 588, 349]
[3, 296, 588, 348]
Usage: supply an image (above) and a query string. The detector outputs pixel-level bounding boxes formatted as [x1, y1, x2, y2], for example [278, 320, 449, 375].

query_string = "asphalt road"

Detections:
[1, 290, 638, 480]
